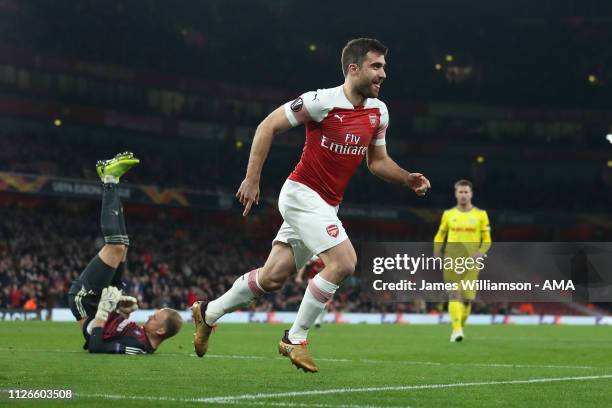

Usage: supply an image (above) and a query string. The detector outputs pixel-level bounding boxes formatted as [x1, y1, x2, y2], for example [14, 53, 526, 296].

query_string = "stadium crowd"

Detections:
[0, 205, 434, 315]
[3, 203, 598, 317]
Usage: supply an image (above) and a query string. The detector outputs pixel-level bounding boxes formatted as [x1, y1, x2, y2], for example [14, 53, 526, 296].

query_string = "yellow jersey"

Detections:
[434, 207, 492, 257]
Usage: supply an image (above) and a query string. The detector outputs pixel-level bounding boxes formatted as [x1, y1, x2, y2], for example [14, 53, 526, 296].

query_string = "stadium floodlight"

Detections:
[607, 134, 612, 144]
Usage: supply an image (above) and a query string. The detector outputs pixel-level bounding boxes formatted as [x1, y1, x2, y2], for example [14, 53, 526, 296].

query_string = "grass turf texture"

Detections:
[2, 322, 612, 407]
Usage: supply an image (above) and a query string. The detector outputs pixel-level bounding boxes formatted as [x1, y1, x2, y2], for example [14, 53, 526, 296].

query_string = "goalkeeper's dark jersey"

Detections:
[83, 312, 155, 355]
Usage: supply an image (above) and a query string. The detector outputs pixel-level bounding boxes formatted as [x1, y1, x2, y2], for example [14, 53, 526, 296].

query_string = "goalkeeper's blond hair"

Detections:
[161, 308, 183, 339]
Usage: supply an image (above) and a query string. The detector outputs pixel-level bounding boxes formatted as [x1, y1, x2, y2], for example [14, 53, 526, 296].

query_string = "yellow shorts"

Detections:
[443, 268, 479, 300]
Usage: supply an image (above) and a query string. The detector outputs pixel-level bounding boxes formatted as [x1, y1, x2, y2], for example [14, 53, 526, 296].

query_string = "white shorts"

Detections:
[273, 180, 348, 269]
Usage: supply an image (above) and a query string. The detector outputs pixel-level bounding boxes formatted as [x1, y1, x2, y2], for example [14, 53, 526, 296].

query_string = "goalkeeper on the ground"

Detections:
[66, 152, 183, 354]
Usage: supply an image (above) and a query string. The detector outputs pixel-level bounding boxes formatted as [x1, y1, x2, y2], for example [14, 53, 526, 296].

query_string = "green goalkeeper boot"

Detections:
[96, 152, 140, 184]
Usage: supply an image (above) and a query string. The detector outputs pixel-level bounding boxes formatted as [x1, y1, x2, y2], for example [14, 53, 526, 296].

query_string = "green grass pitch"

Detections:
[2, 321, 612, 407]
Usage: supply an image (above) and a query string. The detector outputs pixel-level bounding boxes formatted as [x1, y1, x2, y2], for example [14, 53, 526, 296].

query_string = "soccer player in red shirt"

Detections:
[192, 38, 430, 372]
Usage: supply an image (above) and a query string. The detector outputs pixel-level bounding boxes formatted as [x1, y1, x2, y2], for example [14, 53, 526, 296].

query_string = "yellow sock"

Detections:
[449, 301, 464, 331]
[461, 302, 471, 327]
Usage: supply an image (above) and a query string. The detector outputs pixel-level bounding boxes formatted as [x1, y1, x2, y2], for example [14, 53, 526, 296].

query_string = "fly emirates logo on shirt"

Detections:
[320, 133, 368, 156]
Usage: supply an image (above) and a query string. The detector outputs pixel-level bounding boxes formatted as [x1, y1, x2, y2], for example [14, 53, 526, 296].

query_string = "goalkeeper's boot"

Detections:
[450, 328, 464, 342]
[96, 151, 140, 184]
[278, 330, 319, 373]
[191, 301, 215, 357]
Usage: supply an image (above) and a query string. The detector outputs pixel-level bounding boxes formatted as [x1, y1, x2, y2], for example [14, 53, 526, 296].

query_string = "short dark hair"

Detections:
[341, 38, 388, 77]
[161, 308, 183, 339]
[454, 179, 473, 190]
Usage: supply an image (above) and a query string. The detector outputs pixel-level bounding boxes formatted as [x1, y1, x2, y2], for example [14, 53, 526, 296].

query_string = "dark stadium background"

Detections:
[1, 0, 611, 318]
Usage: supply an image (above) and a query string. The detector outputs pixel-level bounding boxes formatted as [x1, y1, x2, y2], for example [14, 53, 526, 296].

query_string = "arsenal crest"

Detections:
[326, 224, 339, 238]
[369, 113, 378, 128]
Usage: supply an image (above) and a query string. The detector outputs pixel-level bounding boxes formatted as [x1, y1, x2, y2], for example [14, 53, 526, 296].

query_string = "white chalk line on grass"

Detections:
[200, 374, 612, 403]
[74, 393, 407, 408]
[72, 374, 612, 405]
[476, 336, 612, 343]
[0, 347, 608, 370]
[359, 359, 601, 370]
[218, 402, 411, 408]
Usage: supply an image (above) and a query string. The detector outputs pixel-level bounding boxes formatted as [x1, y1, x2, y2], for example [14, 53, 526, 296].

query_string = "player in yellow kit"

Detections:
[434, 180, 491, 342]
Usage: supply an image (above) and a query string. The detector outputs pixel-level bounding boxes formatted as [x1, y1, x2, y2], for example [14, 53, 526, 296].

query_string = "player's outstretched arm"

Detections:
[236, 106, 293, 216]
[366, 144, 431, 196]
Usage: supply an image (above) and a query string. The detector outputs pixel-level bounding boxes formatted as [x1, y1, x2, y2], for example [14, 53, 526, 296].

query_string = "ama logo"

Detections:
[326, 224, 339, 238]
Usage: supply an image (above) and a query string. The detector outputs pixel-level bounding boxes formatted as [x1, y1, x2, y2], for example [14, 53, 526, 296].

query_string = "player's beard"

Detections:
[357, 77, 381, 99]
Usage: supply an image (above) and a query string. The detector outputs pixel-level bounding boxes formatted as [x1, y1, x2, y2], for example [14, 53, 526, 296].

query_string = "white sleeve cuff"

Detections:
[283, 103, 300, 127]
[370, 138, 386, 146]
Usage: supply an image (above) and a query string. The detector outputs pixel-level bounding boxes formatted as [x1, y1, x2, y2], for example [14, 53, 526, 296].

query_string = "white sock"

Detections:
[205, 268, 265, 326]
[314, 305, 327, 325]
[288, 274, 338, 344]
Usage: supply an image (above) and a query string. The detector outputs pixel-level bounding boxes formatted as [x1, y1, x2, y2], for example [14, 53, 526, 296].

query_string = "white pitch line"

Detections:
[200, 374, 612, 403]
[71, 393, 193, 403]
[206, 354, 265, 360]
[0, 347, 608, 370]
[476, 336, 612, 343]
[73, 374, 612, 405]
[74, 392, 406, 407]
[359, 359, 601, 370]
[74, 392, 407, 408]
[273, 357, 352, 363]
[219, 402, 411, 408]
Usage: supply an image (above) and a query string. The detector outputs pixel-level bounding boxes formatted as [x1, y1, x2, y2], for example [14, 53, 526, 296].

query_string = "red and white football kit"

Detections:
[273, 85, 388, 268]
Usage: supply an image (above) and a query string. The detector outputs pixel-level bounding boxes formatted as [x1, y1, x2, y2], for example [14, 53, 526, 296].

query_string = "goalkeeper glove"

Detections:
[95, 286, 122, 321]
[117, 295, 139, 314]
